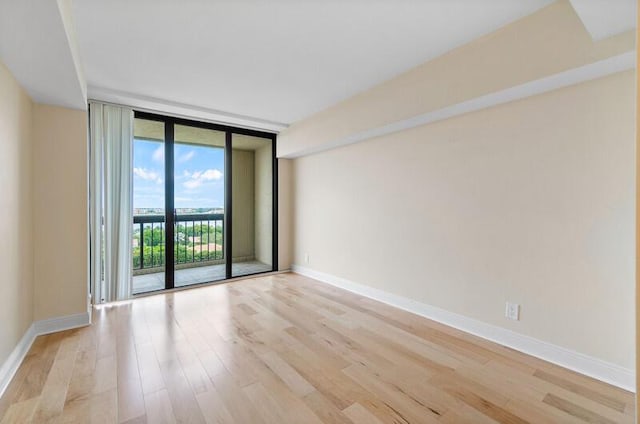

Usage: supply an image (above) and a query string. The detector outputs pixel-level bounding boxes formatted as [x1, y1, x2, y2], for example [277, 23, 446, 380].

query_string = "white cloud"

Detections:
[177, 150, 195, 164]
[184, 180, 201, 189]
[152, 145, 164, 162]
[200, 169, 223, 180]
[133, 167, 162, 184]
[183, 168, 223, 189]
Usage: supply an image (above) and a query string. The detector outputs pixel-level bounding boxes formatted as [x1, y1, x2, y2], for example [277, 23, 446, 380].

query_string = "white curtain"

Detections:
[89, 102, 134, 303]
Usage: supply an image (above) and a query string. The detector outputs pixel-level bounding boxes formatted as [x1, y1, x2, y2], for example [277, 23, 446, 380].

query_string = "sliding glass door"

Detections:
[231, 134, 274, 277]
[132, 117, 166, 293]
[173, 124, 226, 287]
[132, 112, 276, 294]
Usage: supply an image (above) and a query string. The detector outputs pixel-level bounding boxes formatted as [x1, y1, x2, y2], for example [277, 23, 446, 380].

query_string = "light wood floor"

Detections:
[0, 273, 634, 423]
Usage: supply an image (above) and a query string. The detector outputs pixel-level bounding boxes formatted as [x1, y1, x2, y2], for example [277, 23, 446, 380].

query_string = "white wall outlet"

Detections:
[505, 302, 520, 321]
[304, 253, 310, 263]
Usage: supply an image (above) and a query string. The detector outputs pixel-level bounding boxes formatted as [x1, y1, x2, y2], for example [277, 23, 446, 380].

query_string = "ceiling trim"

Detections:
[57, 0, 87, 103]
[281, 51, 635, 159]
[88, 86, 289, 133]
[569, 0, 636, 41]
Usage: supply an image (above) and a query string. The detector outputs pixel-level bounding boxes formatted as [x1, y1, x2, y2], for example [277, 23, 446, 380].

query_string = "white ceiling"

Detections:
[1, 1, 635, 130]
[0, 0, 86, 110]
[73, 0, 556, 126]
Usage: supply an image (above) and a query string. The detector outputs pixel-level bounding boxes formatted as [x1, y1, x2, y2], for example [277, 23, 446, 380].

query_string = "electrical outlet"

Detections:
[505, 302, 520, 321]
[304, 253, 310, 263]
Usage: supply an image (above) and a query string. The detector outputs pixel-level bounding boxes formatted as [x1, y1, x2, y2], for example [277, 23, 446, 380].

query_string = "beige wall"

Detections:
[278, 159, 293, 271]
[32, 104, 88, 321]
[278, 0, 634, 158]
[292, 71, 635, 369]
[0, 61, 34, 365]
[0, 61, 89, 365]
[232, 149, 255, 260]
[255, 144, 273, 265]
[636, 5, 639, 401]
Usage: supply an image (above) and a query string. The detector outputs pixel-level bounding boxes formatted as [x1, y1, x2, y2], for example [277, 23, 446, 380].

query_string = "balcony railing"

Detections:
[132, 213, 224, 272]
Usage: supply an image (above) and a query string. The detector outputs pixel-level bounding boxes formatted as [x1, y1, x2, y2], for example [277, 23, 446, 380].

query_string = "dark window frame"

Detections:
[133, 110, 278, 291]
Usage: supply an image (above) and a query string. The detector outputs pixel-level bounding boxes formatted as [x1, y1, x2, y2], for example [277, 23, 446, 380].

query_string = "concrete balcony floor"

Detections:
[132, 260, 272, 294]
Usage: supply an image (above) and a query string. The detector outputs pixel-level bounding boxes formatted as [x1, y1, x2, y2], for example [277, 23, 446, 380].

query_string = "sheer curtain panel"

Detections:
[89, 102, 134, 303]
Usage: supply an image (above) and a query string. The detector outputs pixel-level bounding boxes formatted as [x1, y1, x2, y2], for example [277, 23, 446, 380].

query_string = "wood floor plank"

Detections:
[242, 382, 290, 424]
[342, 402, 385, 424]
[135, 343, 164, 395]
[0, 396, 39, 424]
[440, 384, 529, 424]
[342, 364, 442, 424]
[158, 358, 206, 424]
[116, 337, 145, 423]
[258, 350, 316, 397]
[284, 326, 350, 369]
[143, 389, 176, 424]
[89, 388, 117, 424]
[59, 347, 97, 423]
[208, 370, 267, 424]
[279, 344, 364, 411]
[31, 335, 79, 423]
[534, 369, 627, 413]
[301, 390, 354, 424]
[0, 273, 634, 424]
[543, 393, 619, 424]
[438, 403, 503, 424]
[93, 355, 117, 395]
[486, 360, 634, 423]
[15, 333, 66, 404]
[195, 386, 235, 424]
[174, 342, 214, 395]
[503, 398, 587, 424]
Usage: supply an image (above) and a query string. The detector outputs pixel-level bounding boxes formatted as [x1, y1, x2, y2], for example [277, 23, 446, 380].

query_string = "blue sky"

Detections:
[133, 139, 224, 209]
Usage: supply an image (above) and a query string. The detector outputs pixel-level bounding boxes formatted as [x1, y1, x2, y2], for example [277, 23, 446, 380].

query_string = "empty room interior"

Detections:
[1, 0, 639, 423]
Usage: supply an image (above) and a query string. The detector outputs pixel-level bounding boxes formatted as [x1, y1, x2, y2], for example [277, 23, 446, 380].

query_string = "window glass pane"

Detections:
[132, 118, 165, 294]
[174, 124, 226, 286]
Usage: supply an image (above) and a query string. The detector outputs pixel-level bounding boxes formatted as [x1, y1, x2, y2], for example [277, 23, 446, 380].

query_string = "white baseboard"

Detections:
[0, 324, 36, 400]
[292, 265, 635, 392]
[33, 312, 91, 336]
[0, 311, 91, 398]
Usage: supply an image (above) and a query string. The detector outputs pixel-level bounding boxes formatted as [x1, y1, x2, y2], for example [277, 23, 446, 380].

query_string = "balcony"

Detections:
[132, 213, 271, 293]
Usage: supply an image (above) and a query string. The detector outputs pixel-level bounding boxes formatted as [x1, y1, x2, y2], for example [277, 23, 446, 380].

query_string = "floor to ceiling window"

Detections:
[131, 112, 277, 294]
